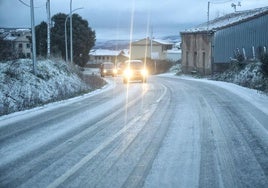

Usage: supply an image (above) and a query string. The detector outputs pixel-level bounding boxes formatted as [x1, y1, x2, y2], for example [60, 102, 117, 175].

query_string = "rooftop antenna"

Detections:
[231, 2, 241, 12]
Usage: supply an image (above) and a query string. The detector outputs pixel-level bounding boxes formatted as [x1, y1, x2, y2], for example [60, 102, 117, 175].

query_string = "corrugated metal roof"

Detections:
[183, 6, 268, 33]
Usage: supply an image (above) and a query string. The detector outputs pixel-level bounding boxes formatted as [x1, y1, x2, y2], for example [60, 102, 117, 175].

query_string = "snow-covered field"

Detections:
[0, 59, 102, 116]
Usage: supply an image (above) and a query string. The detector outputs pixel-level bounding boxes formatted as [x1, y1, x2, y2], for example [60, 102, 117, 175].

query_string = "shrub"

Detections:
[260, 53, 268, 76]
[232, 48, 245, 69]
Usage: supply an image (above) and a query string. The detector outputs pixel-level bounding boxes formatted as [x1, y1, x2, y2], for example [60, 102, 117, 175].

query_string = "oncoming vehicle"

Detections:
[100, 62, 117, 77]
[123, 60, 148, 84]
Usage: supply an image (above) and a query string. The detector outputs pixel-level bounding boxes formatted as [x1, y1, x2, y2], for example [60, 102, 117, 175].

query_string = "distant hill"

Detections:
[93, 40, 130, 50]
[94, 35, 181, 50]
[161, 35, 181, 43]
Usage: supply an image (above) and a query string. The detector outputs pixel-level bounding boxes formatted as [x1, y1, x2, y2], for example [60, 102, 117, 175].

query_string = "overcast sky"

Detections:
[0, 0, 267, 40]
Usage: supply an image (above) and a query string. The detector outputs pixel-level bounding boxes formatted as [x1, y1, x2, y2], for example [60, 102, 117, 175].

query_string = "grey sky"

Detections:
[0, 0, 267, 40]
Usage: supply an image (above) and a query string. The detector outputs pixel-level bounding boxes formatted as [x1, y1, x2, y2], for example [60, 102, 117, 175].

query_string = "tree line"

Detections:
[0, 13, 96, 67]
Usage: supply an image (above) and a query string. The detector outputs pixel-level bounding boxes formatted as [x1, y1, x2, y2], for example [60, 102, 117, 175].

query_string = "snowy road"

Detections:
[0, 75, 268, 188]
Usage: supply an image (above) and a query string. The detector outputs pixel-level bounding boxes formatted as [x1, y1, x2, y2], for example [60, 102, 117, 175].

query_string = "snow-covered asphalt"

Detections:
[0, 75, 267, 188]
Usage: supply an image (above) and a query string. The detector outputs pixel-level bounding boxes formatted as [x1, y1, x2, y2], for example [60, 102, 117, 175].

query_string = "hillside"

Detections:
[0, 59, 106, 116]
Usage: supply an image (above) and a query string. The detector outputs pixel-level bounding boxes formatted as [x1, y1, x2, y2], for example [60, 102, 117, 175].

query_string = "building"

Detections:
[88, 49, 128, 64]
[130, 38, 173, 60]
[180, 6, 268, 75]
[1, 28, 32, 59]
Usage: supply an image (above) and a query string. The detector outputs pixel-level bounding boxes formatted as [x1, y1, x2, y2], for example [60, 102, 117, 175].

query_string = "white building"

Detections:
[1, 28, 32, 59]
[88, 49, 129, 64]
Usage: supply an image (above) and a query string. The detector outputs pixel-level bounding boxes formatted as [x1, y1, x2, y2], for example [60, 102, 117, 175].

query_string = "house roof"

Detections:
[153, 39, 173, 45]
[132, 38, 173, 45]
[89, 49, 122, 56]
[1, 28, 31, 41]
[4, 35, 17, 41]
[182, 6, 268, 33]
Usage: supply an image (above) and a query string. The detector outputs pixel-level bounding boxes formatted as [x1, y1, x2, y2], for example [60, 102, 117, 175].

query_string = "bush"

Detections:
[232, 49, 246, 69]
[144, 58, 172, 74]
[81, 74, 106, 90]
[260, 53, 268, 76]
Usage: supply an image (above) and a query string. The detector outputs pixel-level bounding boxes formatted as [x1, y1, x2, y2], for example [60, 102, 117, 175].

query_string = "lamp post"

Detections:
[207, 1, 210, 32]
[18, 0, 37, 74]
[65, 16, 68, 63]
[70, 0, 73, 64]
[65, 7, 83, 63]
[30, 0, 37, 75]
[46, 0, 51, 58]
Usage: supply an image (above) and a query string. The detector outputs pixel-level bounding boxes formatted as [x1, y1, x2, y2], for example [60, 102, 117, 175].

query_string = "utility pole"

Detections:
[70, 0, 73, 64]
[65, 16, 69, 63]
[30, 0, 37, 75]
[150, 27, 153, 59]
[207, 1, 210, 31]
[46, 0, 51, 58]
[150, 27, 156, 74]
[65, 7, 83, 63]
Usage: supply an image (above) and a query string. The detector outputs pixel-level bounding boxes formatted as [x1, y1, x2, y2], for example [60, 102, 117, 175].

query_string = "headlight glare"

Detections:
[141, 69, 148, 76]
[124, 69, 133, 77]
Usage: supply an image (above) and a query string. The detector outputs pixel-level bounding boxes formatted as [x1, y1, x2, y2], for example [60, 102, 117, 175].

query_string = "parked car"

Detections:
[122, 60, 148, 83]
[100, 62, 117, 77]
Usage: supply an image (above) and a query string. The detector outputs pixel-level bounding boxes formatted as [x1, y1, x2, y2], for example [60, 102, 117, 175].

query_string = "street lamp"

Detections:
[18, 0, 37, 75]
[65, 7, 83, 63]
[30, 0, 37, 75]
[70, 0, 73, 64]
[46, 0, 51, 58]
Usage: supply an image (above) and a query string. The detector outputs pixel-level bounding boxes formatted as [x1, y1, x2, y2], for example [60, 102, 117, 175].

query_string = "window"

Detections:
[186, 51, 189, 71]
[202, 52, 206, 74]
[18, 43, 23, 48]
[194, 52, 197, 68]
[26, 43, 30, 48]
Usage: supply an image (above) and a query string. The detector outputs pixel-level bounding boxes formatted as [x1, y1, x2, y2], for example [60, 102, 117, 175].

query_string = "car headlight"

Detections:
[113, 69, 118, 74]
[124, 69, 133, 77]
[141, 69, 148, 76]
[103, 69, 107, 73]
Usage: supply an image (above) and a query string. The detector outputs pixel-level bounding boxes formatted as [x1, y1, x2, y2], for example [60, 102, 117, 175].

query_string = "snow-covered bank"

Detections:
[0, 59, 105, 116]
[160, 73, 268, 116]
[170, 62, 268, 93]
[211, 62, 268, 93]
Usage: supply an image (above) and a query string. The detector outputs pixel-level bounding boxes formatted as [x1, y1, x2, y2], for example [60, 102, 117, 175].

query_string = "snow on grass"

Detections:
[0, 59, 105, 116]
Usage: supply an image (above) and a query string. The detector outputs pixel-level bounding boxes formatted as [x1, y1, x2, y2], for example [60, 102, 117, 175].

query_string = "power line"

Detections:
[18, 0, 45, 8]
[210, 0, 236, 4]
[18, 0, 30, 7]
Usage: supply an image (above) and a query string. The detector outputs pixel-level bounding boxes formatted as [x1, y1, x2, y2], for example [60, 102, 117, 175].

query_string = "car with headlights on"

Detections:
[123, 60, 148, 83]
[100, 62, 117, 77]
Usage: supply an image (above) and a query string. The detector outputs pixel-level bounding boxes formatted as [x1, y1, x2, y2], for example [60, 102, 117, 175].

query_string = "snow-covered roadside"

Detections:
[160, 73, 268, 115]
[0, 77, 114, 125]
[0, 59, 106, 116]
